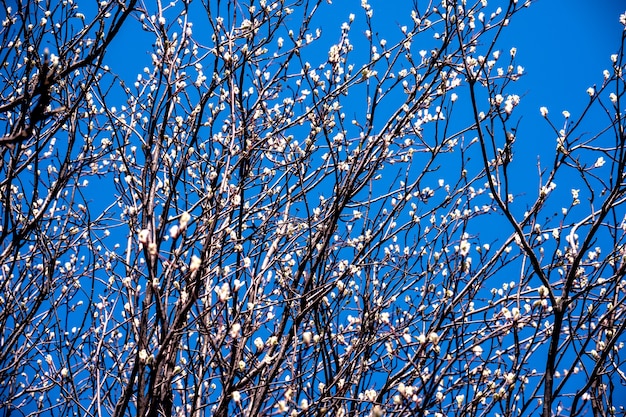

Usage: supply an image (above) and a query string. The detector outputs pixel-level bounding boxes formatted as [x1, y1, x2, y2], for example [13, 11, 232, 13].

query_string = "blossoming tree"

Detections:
[1, 0, 625, 416]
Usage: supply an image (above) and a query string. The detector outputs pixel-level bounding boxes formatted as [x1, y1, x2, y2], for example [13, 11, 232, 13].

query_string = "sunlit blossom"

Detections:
[216, 283, 230, 302]
[180, 211, 191, 228]
[138, 349, 149, 363]
[230, 323, 241, 338]
[593, 156, 606, 168]
[189, 256, 201, 272]
[254, 337, 264, 350]
[138, 229, 150, 244]
[472, 345, 483, 356]
[459, 238, 471, 256]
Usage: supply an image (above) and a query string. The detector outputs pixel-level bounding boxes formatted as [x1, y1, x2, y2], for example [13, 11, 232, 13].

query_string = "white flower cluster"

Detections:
[492, 94, 520, 115]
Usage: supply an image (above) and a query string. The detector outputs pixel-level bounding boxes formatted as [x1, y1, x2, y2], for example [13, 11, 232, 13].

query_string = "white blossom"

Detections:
[138, 229, 150, 244]
[459, 238, 470, 256]
[189, 255, 201, 272]
[254, 337, 264, 350]
[472, 345, 483, 356]
[593, 156, 605, 168]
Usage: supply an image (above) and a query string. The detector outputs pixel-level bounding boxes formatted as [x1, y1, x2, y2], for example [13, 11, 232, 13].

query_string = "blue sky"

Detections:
[506, 0, 624, 113]
[107, 0, 626, 122]
[5, 0, 624, 414]
[99, 0, 625, 412]
[501, 0, 624, 161]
